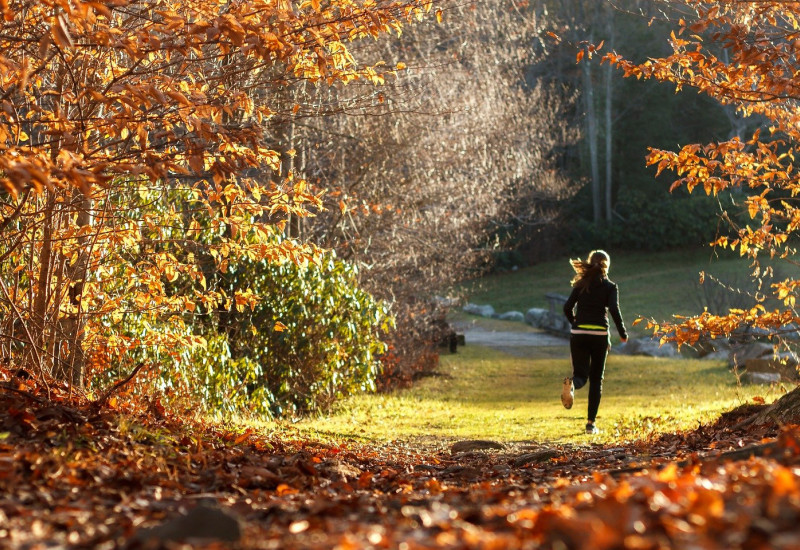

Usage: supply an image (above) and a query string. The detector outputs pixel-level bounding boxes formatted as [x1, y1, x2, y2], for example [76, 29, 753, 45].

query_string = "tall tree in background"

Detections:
[603, 1, 615, 225]
[570, 0, 605, 224]
[554, 0, 631, 226]
[607, 0, 800, 420]
[542, 0, 737, 251]
[0, 0, 433, 390]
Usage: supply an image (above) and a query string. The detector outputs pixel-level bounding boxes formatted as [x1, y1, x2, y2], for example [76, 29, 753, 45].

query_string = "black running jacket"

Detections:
[563, 278, 627, 339]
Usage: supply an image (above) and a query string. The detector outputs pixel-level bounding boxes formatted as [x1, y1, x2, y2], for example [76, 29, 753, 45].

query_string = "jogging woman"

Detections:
[561, 250, 627, 434]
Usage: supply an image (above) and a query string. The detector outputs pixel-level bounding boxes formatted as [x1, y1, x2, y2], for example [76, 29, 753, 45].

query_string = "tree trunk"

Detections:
[744, 385, 800, 426]
[55, 192, 92, 387]
[604, 9, 614, 225]
[30, 192, 55, 373]
[283, 116, 302, 240]
[583, 48, 601, 224]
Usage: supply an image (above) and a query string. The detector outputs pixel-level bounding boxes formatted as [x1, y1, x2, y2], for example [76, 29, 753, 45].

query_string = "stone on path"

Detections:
[743, 372, 781, 385]
[744, 356, 800, 381]
[729, 342, 773, 367]
[462, 304, 495, 318]
[132, 502, 241, 545]
[524, 308, 549, 327]
[701, 349, 730, 361]
[496, 311, 525, 322]
[316, 459, 362, 481]
[616, 338, 679, 358]
[513, 448, 560, 468]
[450, 440, 506, 454]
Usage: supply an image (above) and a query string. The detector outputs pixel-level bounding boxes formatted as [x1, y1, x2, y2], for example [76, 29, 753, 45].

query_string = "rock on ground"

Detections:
[616, 338, 680, 358]
[462, 303, 495, 318]
[451, 440, 506, 454]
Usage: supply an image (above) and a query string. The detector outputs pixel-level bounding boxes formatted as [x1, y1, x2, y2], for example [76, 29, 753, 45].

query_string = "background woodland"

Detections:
[0, 0, 794, 418]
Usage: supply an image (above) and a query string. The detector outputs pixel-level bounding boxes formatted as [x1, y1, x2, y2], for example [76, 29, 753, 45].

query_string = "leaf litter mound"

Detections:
[2, 372, 799, 549]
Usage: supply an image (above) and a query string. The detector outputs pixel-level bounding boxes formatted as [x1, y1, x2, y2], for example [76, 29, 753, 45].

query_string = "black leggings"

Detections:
[569, 332, 609, 422]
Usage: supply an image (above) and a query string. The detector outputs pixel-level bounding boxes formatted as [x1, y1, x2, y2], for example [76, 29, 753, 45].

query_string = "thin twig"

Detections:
[92, 362, 147, 408]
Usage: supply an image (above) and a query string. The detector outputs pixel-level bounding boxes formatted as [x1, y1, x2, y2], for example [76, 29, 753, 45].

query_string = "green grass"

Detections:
[268, 248, 784, 447]
[290, 344, 779, 446]
[458, 248, 767, 338]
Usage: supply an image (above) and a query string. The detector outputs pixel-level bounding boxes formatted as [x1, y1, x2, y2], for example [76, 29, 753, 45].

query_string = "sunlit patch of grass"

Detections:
[287, 344, 781, 446]
[252, 249, 785, 446]
[116, 416, 178, 447]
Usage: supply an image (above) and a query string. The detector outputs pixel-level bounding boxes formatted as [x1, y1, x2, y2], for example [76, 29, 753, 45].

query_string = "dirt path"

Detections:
[454, 322, 568, 357]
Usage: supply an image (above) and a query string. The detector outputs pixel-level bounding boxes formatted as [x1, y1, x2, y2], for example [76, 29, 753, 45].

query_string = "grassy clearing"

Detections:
[458, 248, 765, 338]
[290, 344, 780, 446]
[277, 248, 785, 447]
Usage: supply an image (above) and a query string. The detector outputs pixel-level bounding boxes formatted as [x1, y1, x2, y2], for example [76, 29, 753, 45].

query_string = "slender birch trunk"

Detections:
[583, 47, 601, 224]
[604, 15, 615, 225]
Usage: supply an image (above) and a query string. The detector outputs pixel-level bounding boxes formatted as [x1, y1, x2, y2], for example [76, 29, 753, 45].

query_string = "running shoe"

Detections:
[561, 377, 574, 409]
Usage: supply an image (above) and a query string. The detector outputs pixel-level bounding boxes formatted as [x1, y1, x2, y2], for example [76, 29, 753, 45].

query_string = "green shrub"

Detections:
[175, 333, 274, 416]
[220, 252, 392, 417]
[89, 251, 391, 418]
[80, 183, 390, 417]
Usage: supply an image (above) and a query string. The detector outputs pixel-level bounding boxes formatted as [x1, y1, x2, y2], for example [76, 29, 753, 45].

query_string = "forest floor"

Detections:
[2, 335, 800, 549]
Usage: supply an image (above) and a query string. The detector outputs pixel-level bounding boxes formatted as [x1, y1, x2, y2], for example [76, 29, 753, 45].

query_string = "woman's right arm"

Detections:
[608, 284, 627, 340]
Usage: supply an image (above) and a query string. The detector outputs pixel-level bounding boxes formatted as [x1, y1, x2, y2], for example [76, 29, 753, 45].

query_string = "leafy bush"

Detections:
[174, 333, 274, 416]
[78, 175, 390, 417]
[87, 250, 391, 418]
[85, 312, 268, 416]
[217, 252, 392, 417]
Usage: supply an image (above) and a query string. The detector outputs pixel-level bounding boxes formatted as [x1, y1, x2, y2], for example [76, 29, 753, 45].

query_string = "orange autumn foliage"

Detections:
[0, 0, 433, 388]
[602, 1, 800, 348]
